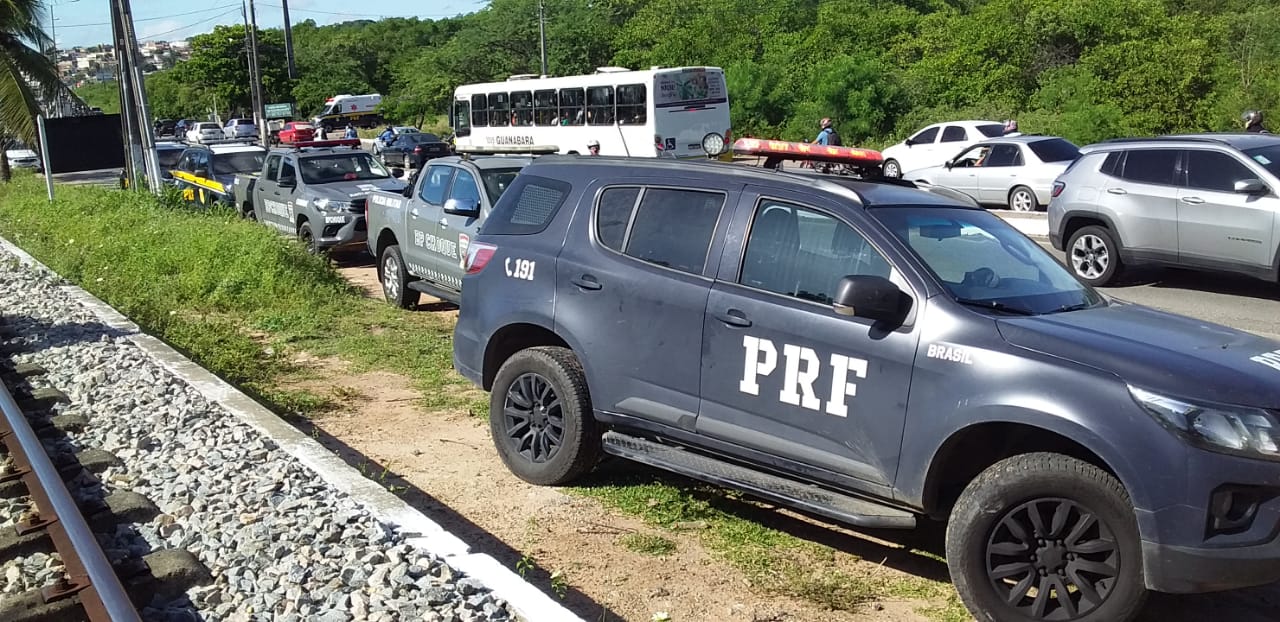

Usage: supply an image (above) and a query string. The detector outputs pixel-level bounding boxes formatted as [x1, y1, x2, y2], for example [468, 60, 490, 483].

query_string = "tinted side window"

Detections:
[470, 94, 488, 127]
[534, 90, 557, 126]
[1120, 149, 1178, 185]
[587, 86, 615, 125]
[511, 91, 533, 127]
[483, 174, 572, 235]
[265, 155, 282, 181]
[940, 126, 967, 142]
[280, 159, 296, 182]
[489, 92, 510, 127]
[1185, 150, 1256, 192]
[912, 127, 939, 143]
[617, 84, 646, 125]
[621, 188, 724, 274]
[448, 169, 481, 204]
[419, 165, 453, 205]
[595, 187, 640, 252]
[985, 145, 1022, 167]
[559, 88, 585, 126]
[1100, 151, 1124, 176]
[740, 201, 891, 305]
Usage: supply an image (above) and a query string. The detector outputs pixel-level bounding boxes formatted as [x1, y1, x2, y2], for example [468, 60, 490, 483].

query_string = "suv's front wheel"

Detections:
[1067, 225, 1123, 286]
[946, 453, 1147, 622]
[490, 347, 601, 486]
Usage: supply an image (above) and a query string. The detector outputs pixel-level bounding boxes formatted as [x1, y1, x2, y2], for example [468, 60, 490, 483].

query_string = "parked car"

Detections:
[119, 140, 188, 189]
[455, 153, 1280, 622]
[186, 122, 224, 144]
[881, 120, 1007, 178]
[366, 151, 541, 306]
[224, 118, 257, 140]
[902, 136, 1081, 211]
[1050, 133, 1280, 287]
[170, 142, 268, 207]
[231, 143, 405, 253]
[5, 146, 40, 171]
[378, 133, 450, 169]
[153, 118, 177, 138]
[174, 119, 196, 137]
[276, 121, 316, 144]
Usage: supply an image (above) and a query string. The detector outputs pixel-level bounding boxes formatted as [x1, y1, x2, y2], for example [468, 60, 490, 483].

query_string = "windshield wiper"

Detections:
[1053, 301, 1097, 313]
[954, 298, 1037, 316]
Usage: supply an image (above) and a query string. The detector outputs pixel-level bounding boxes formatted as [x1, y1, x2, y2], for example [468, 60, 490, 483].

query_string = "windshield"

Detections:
[1243, 145, 1280, 178]
[1029, 138, 1081, 162]
[299, 153, 390, 184]
[157, 149, 185, 168]
[480, 168, 521, 202]
[976, 124, 1006, 138]
[871, 207, 1103, 315]
[212, 152, 266, 175]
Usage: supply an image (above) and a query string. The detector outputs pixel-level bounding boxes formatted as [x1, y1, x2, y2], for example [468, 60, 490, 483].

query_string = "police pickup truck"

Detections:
[231, 139, 407, 253]
[454, 139, 1280, 622]
[365, 146, 554, 307]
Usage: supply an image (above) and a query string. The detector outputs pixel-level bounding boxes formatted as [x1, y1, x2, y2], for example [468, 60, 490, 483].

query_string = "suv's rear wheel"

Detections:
[379, 244, 420, 310]
[1067, 226, 1122, 286]
[490, 347, 601, 486]
[947, 453, 1147, 622]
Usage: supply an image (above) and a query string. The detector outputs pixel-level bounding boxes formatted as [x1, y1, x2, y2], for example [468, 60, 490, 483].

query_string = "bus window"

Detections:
[559, 88, 585, 126]
[587, 86, 615, 126]
[617, 84, 646, 125]
[512, 91, 533, 127]
[453, 99, 472, 136]
[534, 89, 557, 125]
[490, 92, 510, 127]
[471, 94, 488, 127]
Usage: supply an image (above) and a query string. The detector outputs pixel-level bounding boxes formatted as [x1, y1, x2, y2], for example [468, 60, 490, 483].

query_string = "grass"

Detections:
[0, 172, 968, 620]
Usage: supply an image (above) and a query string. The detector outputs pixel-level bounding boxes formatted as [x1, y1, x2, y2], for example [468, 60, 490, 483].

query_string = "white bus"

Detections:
[450, 66, 732, 159]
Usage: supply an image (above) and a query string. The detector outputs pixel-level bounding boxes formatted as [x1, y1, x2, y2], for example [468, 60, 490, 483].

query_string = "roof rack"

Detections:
[1096, 135, 1236, 146]
[198, 138, 261, 147]
[455, 144, 560, 159]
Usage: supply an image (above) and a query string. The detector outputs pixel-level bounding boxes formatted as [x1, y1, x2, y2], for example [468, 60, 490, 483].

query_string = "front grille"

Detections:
[348, 199, 367, 213]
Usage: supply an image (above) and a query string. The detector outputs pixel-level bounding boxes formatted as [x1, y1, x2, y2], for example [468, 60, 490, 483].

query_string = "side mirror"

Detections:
[904, 138, 914, 147]
[391, 167, 405, 179]
[945, 160, 954, 170]
[401, 185, 414, 198]
[279, 176, 297, 189]
[1234, 179, 1269, 195]
[443, 197, 480, 217]
[832, 275, 908, 323]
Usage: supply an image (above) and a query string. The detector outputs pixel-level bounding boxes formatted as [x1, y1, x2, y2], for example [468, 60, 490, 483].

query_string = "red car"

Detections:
[276, 121, 316, 144]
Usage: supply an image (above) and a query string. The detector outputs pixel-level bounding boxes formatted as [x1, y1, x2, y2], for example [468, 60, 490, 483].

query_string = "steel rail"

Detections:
[0, 378, 141, 622]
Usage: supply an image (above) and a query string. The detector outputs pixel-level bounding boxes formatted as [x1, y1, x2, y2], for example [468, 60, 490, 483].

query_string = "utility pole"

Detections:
[538, 0, 548, 77]
[115, 0, 163, 193]
[245, 0, 268, 145]
[282, 0, 297, 79]
[109, 2, 142, 190]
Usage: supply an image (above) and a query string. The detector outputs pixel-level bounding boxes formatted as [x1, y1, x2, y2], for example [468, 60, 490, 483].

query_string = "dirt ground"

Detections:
[310, 261, 940, 622]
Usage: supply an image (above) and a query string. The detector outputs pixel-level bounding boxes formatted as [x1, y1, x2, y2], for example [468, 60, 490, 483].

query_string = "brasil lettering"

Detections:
[1252, 349, 1280, 372]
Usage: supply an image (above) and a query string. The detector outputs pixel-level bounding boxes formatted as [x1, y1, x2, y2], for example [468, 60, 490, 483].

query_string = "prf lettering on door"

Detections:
[738, 335, 868, 417]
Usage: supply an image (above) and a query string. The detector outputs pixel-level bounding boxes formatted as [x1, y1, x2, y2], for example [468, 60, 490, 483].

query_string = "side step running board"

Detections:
[601, 431, 916, 529]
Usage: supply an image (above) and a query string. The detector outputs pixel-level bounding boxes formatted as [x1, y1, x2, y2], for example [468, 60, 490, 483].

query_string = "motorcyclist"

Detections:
[814, 118, 841, 146]
[1002, 119, 1022, 136]
[1244, 110, 1269, 134]
[376, 125, 395, 153]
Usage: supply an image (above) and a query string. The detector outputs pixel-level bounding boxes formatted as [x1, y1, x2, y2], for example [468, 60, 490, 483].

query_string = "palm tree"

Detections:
[1, 0, 73, 182]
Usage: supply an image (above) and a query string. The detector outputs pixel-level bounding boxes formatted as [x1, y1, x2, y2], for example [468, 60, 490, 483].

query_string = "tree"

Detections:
[0, 0, 74, 181]
[177, 24, 292, 116]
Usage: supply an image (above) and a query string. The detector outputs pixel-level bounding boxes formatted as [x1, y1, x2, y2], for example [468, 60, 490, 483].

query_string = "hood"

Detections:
[312, 177, 406, 200]
[997, 301, 1280, 408]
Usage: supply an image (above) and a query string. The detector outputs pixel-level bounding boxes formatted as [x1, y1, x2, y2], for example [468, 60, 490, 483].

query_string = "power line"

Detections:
[57, 5, 240, 29]
[138, 7, 242, 40]
[257, 3, 471, 19]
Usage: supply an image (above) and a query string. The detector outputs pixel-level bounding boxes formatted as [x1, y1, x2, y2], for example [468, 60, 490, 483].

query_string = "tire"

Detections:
[240, 201, 256, 221]
[1008, 186, 1039, 212]
[1067, 225, 1123, 287]
[883, 159, 902, 178]
[298, 222, 321, 255]
[946, 453, 1147, 622]
[379, 244, 420, 310]
[489, 347, 601, 486]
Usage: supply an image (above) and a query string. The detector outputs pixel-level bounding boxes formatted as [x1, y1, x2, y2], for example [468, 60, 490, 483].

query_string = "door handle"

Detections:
[409, 209, 420, 219]
[1179, 196, 1205, 205]
[439, 218, 449, 227]
[713, 309, 752, 328]
[570, 275, 602, 291]
[1106, 187, 1127, 195]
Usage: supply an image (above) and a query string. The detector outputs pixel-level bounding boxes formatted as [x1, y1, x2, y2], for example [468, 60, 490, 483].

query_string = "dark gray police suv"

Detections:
[453, 155, 1280, 621]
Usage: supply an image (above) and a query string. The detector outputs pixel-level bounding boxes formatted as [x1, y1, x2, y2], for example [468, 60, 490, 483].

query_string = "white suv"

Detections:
[224, 118, 257, 139]
[881, 120, 1007, 178]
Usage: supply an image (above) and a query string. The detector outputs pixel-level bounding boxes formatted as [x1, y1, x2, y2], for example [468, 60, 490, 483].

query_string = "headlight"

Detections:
[1129, 386, 1280, 461]
[702, 132, 725, 156]
[314, 198, 332, 211]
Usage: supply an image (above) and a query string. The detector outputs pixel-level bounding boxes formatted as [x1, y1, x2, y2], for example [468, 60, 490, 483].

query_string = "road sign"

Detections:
[264, 103, 295, 119]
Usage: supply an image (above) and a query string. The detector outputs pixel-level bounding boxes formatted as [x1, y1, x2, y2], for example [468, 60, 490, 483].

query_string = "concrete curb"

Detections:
[0, 236, 585, 622]
[991, 210, 1049, 240]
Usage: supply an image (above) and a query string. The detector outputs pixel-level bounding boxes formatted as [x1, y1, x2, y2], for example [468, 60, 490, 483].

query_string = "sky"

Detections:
[49, 0, 489, 49]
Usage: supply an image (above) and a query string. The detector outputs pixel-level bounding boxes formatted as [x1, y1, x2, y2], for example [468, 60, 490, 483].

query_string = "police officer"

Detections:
[1244, 110, 1270, 134]
[344, 123, 358, 139]
[587, 139, 601, 156]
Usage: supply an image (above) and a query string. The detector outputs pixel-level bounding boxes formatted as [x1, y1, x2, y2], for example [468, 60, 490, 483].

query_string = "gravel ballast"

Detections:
[0, 248, 520, 621]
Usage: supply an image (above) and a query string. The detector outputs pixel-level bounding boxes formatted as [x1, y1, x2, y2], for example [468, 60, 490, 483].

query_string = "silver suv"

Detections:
[1049, 134, 1280, 286]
